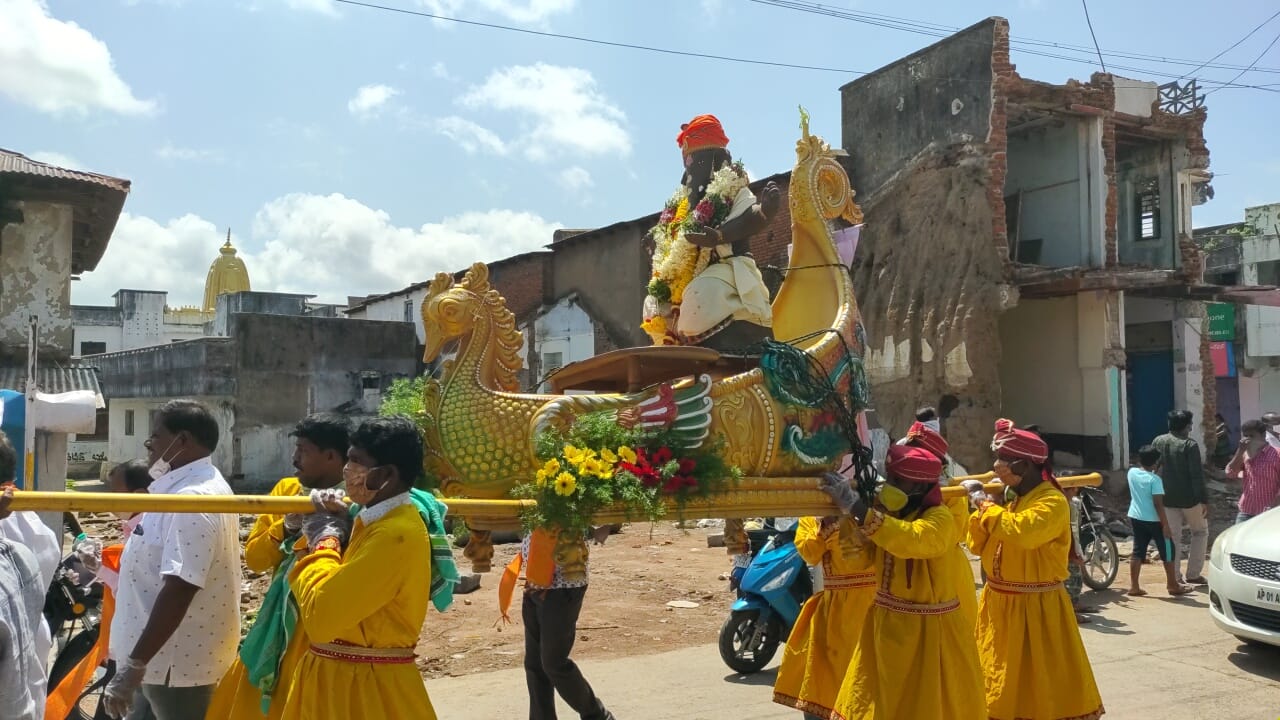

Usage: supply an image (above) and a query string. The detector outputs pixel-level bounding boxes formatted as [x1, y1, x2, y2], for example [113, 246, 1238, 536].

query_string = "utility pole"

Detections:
[23, 315, 36, 489]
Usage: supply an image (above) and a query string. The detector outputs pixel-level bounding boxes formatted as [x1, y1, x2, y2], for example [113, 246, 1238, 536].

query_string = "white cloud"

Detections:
[431, 61, 453, 80]
[156, 143, 223, 163]
[27, 151, 84, 170]
[0, 0, 156, 116]
[284, 0, 338, 14]
[74, 213, 225, 308]
[74, 195, 561, 306]
[557, 166, 592, 191]
[435, 116, 508, 155]
[418, 0, 575, 25]
[459, 63, 629, 161]
[701, 0, 725, 15]
[347, 84, 400, 118]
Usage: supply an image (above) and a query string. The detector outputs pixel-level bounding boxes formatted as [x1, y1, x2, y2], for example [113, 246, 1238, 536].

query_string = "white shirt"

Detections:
[110, 458, 241, 687]
[0, 510, 61, 688]
[0, 538, 45, 720]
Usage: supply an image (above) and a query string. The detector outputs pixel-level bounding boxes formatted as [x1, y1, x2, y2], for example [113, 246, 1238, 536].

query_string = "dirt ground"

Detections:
[414, 522, 738, 679]
[75, 514, 741, 681]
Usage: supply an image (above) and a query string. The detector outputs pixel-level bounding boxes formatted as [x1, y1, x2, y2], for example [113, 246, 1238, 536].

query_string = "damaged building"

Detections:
[841, 16, 1244, 471]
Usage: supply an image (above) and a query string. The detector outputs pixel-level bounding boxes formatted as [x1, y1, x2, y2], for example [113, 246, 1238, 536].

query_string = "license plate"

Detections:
[1257, 585, 1280, 608]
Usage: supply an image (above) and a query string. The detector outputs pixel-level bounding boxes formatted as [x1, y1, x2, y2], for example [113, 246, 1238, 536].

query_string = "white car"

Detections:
[1207, 505, 1280, 647]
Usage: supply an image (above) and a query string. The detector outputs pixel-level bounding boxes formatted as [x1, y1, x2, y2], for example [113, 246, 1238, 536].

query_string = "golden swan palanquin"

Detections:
[418, 114, 869, 570]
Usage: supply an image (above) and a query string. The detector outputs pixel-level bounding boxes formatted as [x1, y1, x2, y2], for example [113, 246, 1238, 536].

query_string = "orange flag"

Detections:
[497, 529, 557, 622]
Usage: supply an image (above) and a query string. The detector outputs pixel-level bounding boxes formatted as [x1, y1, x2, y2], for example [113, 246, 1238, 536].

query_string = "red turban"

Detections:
[886, 445, 943, 484]
[990, 418, 1049, 463]
[905, 421, 948, 462]
[677, 114, 729, 156]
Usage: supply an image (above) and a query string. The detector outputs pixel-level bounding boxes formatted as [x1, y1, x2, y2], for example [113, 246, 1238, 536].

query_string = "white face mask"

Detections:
[148, 438, 180, 480]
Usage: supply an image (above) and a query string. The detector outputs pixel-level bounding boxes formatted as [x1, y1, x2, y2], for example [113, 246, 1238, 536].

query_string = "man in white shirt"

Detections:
[0, 434, 51, 720]
[104, 400, 240, 720]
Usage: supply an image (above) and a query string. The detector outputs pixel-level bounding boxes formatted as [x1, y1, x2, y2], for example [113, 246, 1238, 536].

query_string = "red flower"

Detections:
[659, 208, 675, 225]
[663, 476, 686, 493]
[678, 458, 697, 475]
[693, 200, 714, 225]
[683, 475, 699, 488]
[652, 447, 674, 465]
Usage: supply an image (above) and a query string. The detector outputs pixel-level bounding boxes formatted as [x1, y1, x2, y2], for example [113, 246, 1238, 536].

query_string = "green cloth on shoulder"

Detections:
[349, 489, 460, 612]
[239, 535, 300, 714]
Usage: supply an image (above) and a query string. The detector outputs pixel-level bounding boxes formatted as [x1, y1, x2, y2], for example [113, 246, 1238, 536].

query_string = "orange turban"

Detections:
[905, 421, 948, 462]
[677, 114, 729, 156]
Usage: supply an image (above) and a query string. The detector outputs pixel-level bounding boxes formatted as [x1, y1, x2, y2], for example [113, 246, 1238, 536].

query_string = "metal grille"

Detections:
[1229, 601, 1280, 633]
[1230, 554, 1280, 581]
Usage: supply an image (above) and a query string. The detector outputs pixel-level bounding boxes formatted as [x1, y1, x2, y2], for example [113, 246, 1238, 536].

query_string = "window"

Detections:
[80, 341, 106, 356]
[361, 374, 381, 390]
[1137, 179, 1161, 241]
[124, 409, 135, 437]
[542, 351, 564, 372]
[404, 299, 414, 323]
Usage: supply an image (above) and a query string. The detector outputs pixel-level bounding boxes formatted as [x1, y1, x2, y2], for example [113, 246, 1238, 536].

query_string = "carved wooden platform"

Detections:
[549, 346, 737, 393]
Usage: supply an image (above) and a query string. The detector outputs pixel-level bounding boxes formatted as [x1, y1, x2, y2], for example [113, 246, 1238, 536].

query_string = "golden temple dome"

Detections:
[202, 229, 251, 313]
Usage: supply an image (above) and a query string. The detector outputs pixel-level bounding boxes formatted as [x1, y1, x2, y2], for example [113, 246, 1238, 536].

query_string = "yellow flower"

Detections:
[579, 457, 603, 478]
[617, 446, 637, 464]
[541, 457, 561, 475]
[554, 472, 577, 497]
[599, 448, 619, 464]
[535, 467, 549, 486]
[563, 444, 585, 464]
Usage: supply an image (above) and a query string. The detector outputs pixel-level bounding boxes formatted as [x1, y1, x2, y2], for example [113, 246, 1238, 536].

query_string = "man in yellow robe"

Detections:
[821, 445, 986, 720]
[206, 414, 351, 720]
[772, 516, 876, 719]
[903, 420, 978, 628]
[964, 419, 1105, 720]
[282, 416, 437, 720]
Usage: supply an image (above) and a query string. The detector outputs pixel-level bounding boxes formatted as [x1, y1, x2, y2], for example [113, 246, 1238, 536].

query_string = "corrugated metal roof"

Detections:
[0, 149, 130, 192]
[0, 365, 105, 408]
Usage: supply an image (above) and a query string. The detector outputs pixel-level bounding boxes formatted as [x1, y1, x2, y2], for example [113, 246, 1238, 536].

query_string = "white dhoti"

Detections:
[678, 253, 772, 339]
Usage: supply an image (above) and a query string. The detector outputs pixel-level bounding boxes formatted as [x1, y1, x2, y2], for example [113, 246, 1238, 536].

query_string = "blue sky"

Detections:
[5, 0, 1279, 307]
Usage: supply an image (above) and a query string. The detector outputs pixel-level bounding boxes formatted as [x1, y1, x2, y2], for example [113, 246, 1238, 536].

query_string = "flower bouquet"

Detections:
[513, 411, 741, 537]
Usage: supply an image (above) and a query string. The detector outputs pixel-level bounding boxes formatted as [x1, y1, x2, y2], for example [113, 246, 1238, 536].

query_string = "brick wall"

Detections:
[744, 174, 795, 296]
[988, 18, 1014, 267]
[462, 251, 551, 326]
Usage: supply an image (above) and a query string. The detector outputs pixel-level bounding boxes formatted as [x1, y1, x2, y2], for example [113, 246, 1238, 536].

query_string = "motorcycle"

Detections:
[1075, 487, 1120, 591]
[718, 519, 813, 674]
[44, 537, 113, 719]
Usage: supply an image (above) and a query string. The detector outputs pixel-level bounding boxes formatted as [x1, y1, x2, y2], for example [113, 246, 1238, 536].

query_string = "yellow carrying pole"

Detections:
[7, 492, 535, 516]
[10, 473, 1102, 518]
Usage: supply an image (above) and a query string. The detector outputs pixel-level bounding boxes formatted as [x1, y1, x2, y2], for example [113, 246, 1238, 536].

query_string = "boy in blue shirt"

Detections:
[1128, 446, 1194, 597]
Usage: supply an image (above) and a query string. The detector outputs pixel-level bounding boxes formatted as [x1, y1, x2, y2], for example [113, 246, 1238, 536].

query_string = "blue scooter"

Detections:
[718, 520, 814, 674]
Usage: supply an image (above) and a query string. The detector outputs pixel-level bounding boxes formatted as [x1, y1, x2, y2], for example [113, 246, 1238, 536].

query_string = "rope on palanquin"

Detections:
[757, 329, 878, 503]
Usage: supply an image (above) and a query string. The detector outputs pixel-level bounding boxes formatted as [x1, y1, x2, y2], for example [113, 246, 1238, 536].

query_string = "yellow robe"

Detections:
[207, 477, 307, 720]
[831, 505, 986, 720]
[773, 517, 876, 718]
[967, 481, 1104, 720]
[281, 500, 437, 720]
[944, 494, 979, 629]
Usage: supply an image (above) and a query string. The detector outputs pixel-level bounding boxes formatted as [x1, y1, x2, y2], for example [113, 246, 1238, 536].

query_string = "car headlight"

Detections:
[1210, 534, 1226, 569]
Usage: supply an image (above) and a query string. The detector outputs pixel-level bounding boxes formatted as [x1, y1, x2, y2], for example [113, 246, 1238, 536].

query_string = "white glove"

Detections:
[302, 510, 352, 551]
[283, 513, 305, 534]
[961, 479, 990, 509]
[310, 487, 348, 512]
[103, 656, 147, 719]
[819, 471, 858, 515]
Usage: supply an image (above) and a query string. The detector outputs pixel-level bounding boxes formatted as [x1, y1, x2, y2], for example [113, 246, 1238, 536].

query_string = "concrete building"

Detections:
[1192, 202, 1280, 445]
[71, 233, 265, 355]
[0, 149, 126, 525]
[836, 16, 1243, 470]
[92, 298, 417, 491]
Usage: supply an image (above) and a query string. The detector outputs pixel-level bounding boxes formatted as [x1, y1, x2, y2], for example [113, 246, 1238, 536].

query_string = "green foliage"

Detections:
[380, 375, 427, 418]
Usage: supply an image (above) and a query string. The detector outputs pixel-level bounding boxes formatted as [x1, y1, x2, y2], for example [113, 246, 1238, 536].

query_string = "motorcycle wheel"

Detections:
[1080, 527, 1119, 591]
[717, 610, 782, 674]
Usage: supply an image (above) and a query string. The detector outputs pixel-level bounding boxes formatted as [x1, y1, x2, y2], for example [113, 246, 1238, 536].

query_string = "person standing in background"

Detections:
[1151, 410, 1209, 585]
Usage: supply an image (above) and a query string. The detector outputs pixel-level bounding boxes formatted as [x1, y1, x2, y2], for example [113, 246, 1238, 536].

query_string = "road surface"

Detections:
[428, 581, 1280, 718]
